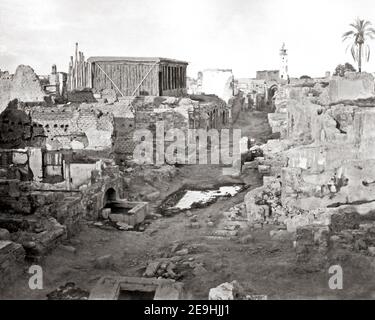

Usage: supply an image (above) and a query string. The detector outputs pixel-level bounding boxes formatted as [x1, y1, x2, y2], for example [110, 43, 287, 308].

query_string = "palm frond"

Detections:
[366, 20, 372, 25]
[369, 47, 371, 61]
[342, 30, 355, 37]
[365, 32, 375, 40]
[345, 43, 352, 53]
[351, 44, 357, 61]
[366, 44, 371, 61]
[363, 20, 372, 29]
[342, 30, 355, 42]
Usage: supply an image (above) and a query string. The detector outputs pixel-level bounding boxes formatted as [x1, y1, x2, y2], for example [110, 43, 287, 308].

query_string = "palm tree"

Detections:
[342, 18, 375, 72]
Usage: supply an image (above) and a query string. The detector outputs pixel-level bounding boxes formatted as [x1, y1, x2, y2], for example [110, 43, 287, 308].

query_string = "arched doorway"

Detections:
[268, 85, 278, 111]
[103, 188, 117, 208]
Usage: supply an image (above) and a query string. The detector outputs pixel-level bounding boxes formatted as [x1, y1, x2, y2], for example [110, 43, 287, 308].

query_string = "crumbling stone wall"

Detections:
[329, 72, 375, 103]
[245, 72, 375, 259]
[116, 95, 230, 161]
[279, 73, 375, 212]
[0, 160, 123, 234]
[0, 100, 35, 149]
[28, 104, 114, 150]
[0, 65, 47, 115]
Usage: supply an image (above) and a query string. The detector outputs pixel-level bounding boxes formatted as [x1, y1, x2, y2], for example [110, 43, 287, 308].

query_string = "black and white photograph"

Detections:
[0, 0, 375, 307]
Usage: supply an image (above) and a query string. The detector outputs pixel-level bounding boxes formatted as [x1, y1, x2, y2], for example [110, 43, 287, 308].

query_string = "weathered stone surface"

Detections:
[208, 280, 244, 300]
[0, 65, 47, 114]
[144, 261, 162, 277]
[243, 72, 375, 264]
[0, 228, 10, 241]
[329, 72, 375, 103]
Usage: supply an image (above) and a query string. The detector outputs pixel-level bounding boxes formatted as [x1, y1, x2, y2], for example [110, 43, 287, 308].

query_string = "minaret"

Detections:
[280, 43, 288, 80]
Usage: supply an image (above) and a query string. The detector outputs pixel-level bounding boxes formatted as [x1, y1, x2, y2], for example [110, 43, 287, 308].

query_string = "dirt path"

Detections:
[2, 109, 375, 300]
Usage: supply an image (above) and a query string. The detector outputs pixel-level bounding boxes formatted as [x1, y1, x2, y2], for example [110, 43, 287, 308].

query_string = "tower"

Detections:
[280, 43, 288, 80]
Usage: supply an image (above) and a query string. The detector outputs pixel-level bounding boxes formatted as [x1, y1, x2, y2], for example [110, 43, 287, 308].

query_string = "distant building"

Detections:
[44, 64, 67, 97]
[67, 43, 188, 97]
[279, 43, 288, 80]
[256, 70, 280, 81]
[86, 56, 188, 97]
[256, 43, 289, 82]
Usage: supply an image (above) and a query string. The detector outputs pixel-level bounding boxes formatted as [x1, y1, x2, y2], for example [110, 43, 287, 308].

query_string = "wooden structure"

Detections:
[68, 43, 188, 97]
[67, 43, 90, 92]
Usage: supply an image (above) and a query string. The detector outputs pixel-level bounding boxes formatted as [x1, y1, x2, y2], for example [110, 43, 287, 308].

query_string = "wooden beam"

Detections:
[131, 61, 158, 96]
[96, 63, 125, 97]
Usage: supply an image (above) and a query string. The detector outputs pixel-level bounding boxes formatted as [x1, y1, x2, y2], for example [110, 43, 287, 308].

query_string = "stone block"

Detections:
[208, 281, 245, 300]
[329, 73, 375, 103]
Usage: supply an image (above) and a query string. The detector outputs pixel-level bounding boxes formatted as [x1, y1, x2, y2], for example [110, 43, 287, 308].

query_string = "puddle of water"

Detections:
[173, 186, 242, 210]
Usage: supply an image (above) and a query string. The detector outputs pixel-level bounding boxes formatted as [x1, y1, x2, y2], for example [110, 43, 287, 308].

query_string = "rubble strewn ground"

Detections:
[1, 90, 375, 299]
[2, 53, 375, 301]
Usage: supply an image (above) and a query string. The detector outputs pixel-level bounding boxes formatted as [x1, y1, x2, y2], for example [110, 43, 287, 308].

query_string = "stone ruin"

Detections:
[0, 65, 47, 115]
[245, 72, 375, 266]
[0, 63, 233, 294]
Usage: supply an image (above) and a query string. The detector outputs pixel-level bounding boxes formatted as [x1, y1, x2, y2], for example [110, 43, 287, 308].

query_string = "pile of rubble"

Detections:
[0, 216, 66, 262]
[209, 280, 267, 300]
[143, 243, 210, 281]
[143, 258, 181, 280]
[47, 282, 89, 300]
[245, 176, 287, 225]
[205, 203, 248, 240]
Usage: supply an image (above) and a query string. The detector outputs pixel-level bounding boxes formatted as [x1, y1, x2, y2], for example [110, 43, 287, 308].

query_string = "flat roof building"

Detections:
[68, 45, 188, 97]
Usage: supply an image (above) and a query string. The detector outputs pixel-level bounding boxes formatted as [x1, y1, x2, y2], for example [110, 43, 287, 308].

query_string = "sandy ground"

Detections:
[2, 106, 375, 300]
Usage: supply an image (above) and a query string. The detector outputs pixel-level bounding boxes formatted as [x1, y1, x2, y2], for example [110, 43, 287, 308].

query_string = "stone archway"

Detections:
[268, 84, 278, 111]
[103, 187, 117, 208]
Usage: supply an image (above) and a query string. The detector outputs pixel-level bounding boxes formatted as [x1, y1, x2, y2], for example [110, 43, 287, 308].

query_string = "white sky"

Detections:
[1, 0, 375, 78]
